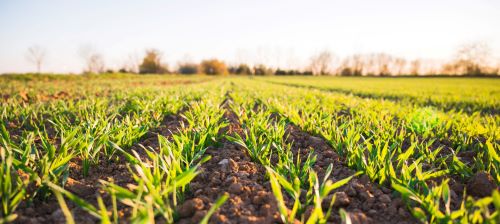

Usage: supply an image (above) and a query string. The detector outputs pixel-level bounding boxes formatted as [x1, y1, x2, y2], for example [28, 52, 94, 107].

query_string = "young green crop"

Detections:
[1, 75, 498, 223]
[227, 90, 358, 222]
[231, 78, 499, 223]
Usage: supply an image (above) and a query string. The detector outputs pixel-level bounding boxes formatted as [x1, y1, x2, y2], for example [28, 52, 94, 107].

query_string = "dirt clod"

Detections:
[228, 182, 244, 194]
[349, 211, 371, 224]
[379, 194, 392, 204]
[178, 198, 204, 218]
[467, 171, 497, 197]
[334, 192, 351, 207]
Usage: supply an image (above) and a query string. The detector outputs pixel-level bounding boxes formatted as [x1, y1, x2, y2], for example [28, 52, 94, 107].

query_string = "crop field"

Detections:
[0, 74, 499, 224]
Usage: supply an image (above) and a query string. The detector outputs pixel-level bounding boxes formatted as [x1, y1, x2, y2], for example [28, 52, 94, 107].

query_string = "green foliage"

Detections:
[139, 49, 168, 74]
[200, 59, 228, 75]
[0, 75, 498, 223]
[231, 77, 499, 223]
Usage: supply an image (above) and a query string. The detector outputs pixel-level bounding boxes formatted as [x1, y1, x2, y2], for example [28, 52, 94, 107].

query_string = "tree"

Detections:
[79, 45, 105, 74]
[121, 53, 141, 73]
[410, 59, 421, 76]
[253, 64, 273, 75]
[350, 54, 365, 76]
[309, 50, 334, 75]
[25, 45, 46, 74]
[338, 54, 364, 76]
[373, 53, 393, 76]
[452, 42, 491, 75]
[200, 59, 228, 75]
[139, 49, 168, 74]
[274, 68, 287, 76]
[234, 64, 252, 75]
[391, 58, 406, 75]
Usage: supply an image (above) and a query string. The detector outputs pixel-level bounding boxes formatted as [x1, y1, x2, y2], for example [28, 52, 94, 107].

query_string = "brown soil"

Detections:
[466, 172, 498, 198]
[14, 113, 186, 224]
[177, 108, 283, 224]
[284, 124, 418, 224]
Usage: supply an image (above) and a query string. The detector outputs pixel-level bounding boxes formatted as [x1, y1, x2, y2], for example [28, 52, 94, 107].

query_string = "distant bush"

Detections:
[139, 49, 168, 74]
[253, 64, 273, 75]
[302, 70, 313, 76]
[178, 63, 199, 75]
[274, 68, 305, 76]
[274, 68, 287, 75]
[200, 59, 228, 75]
[232, 64, 252, 75]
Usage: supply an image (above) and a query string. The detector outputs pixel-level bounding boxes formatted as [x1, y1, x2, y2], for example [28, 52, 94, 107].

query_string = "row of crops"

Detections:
[0, 75, 499, 223]
[263, 76, 500, 115]
[237, 78, 499, 223]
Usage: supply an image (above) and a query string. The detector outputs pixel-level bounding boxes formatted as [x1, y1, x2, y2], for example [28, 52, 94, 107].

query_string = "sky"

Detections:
[0, 0, 499, 73]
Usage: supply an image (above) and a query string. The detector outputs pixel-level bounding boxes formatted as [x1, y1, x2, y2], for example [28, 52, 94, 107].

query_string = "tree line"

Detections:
[25, 42, 499, 76]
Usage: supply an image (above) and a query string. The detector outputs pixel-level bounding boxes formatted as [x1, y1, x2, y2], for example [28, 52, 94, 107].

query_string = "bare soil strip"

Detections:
[177, 106, 283, 224]
[14, 114, 186, 224]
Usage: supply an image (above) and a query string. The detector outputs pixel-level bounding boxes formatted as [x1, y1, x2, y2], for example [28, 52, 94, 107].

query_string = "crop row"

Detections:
[262, 77, 500, 115]
[233, 79, 499, 223]
[0, 80, 228, 223]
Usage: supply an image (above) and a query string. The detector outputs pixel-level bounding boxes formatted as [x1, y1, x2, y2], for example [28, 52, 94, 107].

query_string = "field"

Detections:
[0, 74, 499, 224]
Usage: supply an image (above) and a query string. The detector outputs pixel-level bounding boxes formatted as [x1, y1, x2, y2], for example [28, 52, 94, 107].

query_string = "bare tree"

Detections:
[122, 52, 141, 73]
[310, 50, 334, 75]
[363, 54, 377, 76]
[25, 45, 47, 74]
[373, 53, 393, 76]
[338, 54, 364, 76]
[79, 45, 105, 74]
[350, 54, 365, 76]
[410, 59, 421, 76]
[284, 49, 300, 71]
[452, 42, 492, 75]
[392, 57, 407, 75]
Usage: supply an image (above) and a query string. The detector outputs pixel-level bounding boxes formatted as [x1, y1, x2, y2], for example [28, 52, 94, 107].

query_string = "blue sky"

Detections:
[0, 0, 499, 73]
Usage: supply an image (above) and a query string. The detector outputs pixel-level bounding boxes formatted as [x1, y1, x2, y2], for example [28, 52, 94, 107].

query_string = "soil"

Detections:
[177, 107, 283, 224]
[284, 124, 418, 224]
[13, 113, 186, 224]
[466, 171, 498, 198]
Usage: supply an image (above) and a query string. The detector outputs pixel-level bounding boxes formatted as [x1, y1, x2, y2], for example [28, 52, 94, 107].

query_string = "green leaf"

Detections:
[52, 188, 76, 224]
[339, 208, 351, 224]
[411, 207, 427, 221]
[486, 141, 500, 163]
[47, 182, 99, 218]
[322, 171, 360, 197]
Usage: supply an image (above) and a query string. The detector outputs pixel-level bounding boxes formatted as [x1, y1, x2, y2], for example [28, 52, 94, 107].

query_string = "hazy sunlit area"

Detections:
[0, 1, 499, 224]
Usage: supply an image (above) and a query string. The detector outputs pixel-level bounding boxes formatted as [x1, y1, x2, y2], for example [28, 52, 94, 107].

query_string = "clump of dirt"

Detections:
[467, 171, 498, 197]
[285, 124, 418, 224]
[177, 109, 283, 224]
